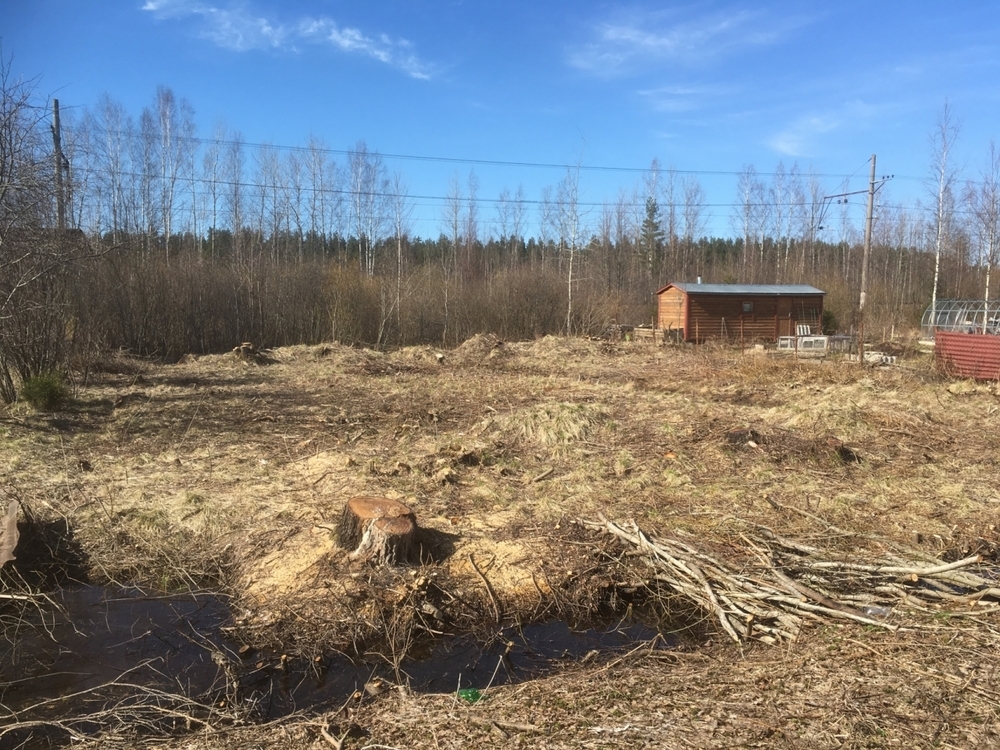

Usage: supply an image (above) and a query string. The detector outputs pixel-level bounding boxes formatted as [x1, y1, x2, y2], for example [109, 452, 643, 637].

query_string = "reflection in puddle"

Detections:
[2, 586, 668, 745]
[3, 587, 231, 712]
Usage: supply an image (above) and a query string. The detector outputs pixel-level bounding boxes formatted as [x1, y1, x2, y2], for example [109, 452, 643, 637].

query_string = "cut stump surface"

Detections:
[338, 496, 417, 565]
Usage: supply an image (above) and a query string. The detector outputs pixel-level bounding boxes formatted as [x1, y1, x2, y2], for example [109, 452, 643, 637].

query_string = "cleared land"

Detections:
[3, 335, 1000, 748]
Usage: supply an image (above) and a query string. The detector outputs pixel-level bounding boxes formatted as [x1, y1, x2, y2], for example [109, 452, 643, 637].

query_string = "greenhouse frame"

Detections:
[921, 299, 1000, 337]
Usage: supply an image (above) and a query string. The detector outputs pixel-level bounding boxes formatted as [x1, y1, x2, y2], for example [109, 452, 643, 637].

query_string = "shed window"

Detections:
[742, 301, 753, 313]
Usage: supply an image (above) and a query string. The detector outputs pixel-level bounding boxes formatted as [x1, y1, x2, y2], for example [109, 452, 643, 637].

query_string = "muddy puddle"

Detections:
[2, 586, 667, 746]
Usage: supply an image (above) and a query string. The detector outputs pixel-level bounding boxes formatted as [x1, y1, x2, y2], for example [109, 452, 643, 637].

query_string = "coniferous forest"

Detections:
[1, 70, 992, 402]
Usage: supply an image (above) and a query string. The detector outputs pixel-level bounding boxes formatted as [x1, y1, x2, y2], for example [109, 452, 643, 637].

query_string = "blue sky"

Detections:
[5, 1, 1000, 239]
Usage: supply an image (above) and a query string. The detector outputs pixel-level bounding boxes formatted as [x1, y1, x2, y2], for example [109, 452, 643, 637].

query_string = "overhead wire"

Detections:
[60, 124, 908, 181]
[51, 165, 927, 215]
[50, 125, 956, 240]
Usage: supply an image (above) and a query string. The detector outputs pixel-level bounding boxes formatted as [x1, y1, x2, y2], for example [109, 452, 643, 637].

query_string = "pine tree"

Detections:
[640, 196, 665, 286]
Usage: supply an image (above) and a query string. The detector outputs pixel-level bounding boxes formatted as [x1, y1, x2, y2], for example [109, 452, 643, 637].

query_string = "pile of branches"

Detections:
[1, 677, 249, 748]
[582, 517, 1000, 645]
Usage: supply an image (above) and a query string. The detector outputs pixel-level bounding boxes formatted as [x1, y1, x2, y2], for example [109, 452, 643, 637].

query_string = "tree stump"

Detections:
[338, 496, 417, 565]
[233, 342, 257, 361]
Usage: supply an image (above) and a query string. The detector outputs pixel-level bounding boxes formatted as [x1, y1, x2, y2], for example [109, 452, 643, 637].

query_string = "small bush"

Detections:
[20, 372, 69, 411]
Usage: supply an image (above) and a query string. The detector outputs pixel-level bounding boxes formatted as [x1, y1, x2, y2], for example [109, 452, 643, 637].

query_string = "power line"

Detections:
[62, 124, 884, 181]
[57, 166, 880, 212]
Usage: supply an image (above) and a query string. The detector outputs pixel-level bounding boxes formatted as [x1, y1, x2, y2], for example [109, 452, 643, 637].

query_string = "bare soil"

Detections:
[4, 335, 1000, 748]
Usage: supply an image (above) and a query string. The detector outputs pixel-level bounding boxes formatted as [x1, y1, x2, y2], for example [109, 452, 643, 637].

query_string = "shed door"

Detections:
[776, 298, 794, 337]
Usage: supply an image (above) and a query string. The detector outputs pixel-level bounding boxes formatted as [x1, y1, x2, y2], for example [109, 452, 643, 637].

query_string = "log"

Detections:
[338, 496, 417, 565]
[0, 500, 17, 568]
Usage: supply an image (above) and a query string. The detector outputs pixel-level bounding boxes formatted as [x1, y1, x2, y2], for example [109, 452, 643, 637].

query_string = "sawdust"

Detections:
[244, 525, 338, 604]
[447, 537, 548, 601]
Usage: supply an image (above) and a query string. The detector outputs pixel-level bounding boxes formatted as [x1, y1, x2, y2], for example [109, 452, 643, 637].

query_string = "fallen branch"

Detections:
[320, 725, 345, 749]
[469, 553, 502, 622]
[466, 715, 542, 734]
[529, 467, 554, 483]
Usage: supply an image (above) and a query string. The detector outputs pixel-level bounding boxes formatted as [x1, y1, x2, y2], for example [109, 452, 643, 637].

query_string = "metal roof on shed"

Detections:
[658, 283, 825, 296]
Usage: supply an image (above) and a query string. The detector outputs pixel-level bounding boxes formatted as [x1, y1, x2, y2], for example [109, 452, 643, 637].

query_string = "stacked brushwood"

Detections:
[582, 517, 1000, 645]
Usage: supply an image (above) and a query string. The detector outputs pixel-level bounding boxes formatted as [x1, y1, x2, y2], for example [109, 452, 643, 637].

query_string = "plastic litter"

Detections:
[458, 688, 483, 704]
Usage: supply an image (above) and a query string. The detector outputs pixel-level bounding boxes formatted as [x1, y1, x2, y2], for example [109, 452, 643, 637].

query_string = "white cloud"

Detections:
[767, 96, 892, 157]
[298, 17, 431, 79]
[198, 6, 288, 51]
[767, 114, 842, 157]
[637, 83, 731, 113]
[568, 7, 809, 78]
[142, 0, 433, 79]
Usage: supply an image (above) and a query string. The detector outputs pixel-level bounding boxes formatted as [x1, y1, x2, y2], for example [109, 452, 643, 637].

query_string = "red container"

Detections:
[935, 331, 1000, 380]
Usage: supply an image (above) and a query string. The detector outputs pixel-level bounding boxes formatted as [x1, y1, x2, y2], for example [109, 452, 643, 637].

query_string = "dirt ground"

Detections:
[4, 335, 1000, 748]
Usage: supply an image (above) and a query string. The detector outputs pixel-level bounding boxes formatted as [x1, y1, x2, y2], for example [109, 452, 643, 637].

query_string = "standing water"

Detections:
[2, 586, 666, 746]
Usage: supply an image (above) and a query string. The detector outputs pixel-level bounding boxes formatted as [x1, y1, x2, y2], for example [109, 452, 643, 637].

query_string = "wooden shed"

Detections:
[656, 282, 825, 343]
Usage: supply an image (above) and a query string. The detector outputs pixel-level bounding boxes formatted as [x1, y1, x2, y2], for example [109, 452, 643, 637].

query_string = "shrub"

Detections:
[20, 372, 69, 411]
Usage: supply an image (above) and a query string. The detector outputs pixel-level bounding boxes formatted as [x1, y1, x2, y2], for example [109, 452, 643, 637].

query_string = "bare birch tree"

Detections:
[286, 149, 304, 262]
[768, 162, 792, 282]
[795, 170, 825, 277]
[682, 175, 706, 279]
[389, 170, 412, 342]
[304, 135, 341, 257]
[464, 170, 479, 279]
[200, 123, 225, 259]
[441, 173, 462, 343]
[254, 143, 282, 262]
[136, 107, 159, 255]
[88, 95, 133, 240]
[496, 185, 525, 270]
[734, 165, 767, 282]
[969, 141, 1000, 330]
[224, 131, 246, 267]
[538, 185, 557, 267]
[348, 141, 388, 276]
[558, 166, 582, 334]
[154, 86, 195, 260]
[510, 184, 525, 266]
[662, 165, 679, 284]
[929, 102, 960, 327]
[596, 189, 633, 296]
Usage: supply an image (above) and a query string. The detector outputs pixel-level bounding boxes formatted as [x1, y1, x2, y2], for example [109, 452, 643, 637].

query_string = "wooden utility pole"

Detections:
[823, 156, 890, 364]
[859, 154, 876, 363]
[52, 98, 66, 230]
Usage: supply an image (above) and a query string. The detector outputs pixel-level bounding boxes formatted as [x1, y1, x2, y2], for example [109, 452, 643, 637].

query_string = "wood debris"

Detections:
[0, 501, 17, 568]
[581, 517, 1000, 645]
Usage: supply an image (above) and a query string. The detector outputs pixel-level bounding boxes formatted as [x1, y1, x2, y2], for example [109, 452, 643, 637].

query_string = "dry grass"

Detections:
[5, 337, 1000, 747]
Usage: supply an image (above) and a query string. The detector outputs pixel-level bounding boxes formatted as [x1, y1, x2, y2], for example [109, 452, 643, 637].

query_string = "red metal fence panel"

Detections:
[935, 331, 1000, 380]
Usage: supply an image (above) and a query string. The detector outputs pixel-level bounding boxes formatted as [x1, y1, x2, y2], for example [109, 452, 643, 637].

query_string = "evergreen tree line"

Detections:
[1, 75, 995, 401]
